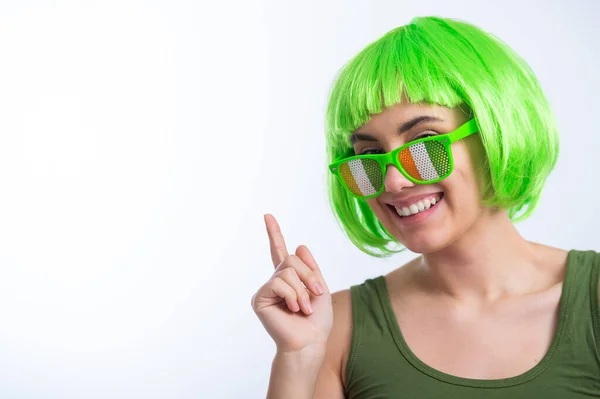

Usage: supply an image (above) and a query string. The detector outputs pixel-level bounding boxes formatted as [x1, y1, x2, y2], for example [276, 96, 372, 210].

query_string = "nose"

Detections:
[383, 164, 415, 193]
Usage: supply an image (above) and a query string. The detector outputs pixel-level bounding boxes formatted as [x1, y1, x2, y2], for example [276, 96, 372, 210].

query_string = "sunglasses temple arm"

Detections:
[448, 119, 479, 143]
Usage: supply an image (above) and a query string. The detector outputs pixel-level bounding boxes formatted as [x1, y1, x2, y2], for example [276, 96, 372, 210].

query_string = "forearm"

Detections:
[266, 347, 326, 399]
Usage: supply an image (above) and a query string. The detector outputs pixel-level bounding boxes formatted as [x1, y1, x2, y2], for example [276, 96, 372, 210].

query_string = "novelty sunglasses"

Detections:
[329, 119, 479, 199]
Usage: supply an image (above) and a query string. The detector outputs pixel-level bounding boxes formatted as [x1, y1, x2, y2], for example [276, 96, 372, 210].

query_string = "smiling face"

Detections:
[351, 100, 490, 254]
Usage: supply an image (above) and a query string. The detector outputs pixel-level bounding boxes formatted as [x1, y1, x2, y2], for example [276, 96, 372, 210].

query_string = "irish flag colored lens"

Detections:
[337, 140, 452, 197]
[399, 140, 450, 181]
[338, 158, 383, 197]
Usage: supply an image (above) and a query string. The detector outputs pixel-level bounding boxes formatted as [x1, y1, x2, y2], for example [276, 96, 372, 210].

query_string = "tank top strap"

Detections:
[559, 249, 600, 363]
[591, 250, 600, 360]
[346, 276, 396, 390]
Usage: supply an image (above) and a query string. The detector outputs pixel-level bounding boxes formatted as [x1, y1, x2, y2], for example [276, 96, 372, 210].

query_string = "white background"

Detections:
[0, 0, 597, 398]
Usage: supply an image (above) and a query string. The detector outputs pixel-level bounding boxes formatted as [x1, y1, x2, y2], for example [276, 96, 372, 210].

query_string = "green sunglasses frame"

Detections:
[329, 118, 479, 199]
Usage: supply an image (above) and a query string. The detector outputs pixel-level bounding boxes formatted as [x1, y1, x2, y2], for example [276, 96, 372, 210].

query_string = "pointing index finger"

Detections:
[264, 213, 289, 268]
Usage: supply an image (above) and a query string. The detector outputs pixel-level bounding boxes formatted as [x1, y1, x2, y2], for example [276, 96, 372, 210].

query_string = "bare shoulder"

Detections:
[529, 243, 569, 283]
[530, 242, 568, 262]
[331, 289, 353, 385]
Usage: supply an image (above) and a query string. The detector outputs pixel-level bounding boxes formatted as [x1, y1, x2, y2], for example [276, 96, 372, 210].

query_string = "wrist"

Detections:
[274, 344, 327, 371]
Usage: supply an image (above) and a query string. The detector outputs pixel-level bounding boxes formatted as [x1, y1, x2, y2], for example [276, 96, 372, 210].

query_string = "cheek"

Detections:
[443, 169, 484, 215]
[365, 198, 399, 236]
[450, 143, 487, 202]
[462, 136, 490, 198]
[366, 198, 388, 220]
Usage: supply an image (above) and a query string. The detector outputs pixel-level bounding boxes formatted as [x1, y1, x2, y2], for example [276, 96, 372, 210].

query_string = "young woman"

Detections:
[251, 16, 600, 398]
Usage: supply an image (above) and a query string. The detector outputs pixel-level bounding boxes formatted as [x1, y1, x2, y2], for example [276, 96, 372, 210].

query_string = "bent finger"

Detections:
[295, 245, 329, 293]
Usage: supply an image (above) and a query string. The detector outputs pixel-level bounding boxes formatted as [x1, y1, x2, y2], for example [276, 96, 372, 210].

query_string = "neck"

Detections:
[418, 209, 552, 304]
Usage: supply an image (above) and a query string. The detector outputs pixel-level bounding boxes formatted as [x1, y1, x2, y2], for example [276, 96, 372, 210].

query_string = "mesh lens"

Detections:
[398, 140, 450, 181]
[338, 158, 383, 197]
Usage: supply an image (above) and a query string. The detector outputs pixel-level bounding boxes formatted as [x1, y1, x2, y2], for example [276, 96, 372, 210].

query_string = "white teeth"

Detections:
[394, 195, 441, 217]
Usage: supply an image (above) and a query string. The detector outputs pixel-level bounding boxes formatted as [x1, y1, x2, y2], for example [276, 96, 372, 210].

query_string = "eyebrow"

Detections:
[349, 115, 445, 144]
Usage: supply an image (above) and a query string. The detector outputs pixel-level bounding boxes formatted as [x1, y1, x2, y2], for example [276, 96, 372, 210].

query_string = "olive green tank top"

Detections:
[346, 249, 600, 398]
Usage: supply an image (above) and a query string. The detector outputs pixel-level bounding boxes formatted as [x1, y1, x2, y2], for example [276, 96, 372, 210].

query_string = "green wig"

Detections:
[325, 16, 559, 257]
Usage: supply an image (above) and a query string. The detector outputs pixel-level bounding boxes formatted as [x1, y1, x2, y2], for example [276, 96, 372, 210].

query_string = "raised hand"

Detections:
[251, 214, 333, 353]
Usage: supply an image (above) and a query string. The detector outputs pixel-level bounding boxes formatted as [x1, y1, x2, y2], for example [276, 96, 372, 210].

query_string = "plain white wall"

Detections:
[0, 0, 597, 398]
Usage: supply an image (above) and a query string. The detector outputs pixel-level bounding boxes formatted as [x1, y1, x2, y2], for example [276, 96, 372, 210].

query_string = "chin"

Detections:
[397, 232, 452, 254]
[385, 210, 462, 255]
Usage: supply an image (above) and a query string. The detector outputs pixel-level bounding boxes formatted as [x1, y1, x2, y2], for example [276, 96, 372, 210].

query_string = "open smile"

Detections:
[386, 193, 444, 223]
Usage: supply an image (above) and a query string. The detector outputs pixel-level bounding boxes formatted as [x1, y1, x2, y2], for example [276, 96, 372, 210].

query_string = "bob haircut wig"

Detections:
[325, 16, 559, 257]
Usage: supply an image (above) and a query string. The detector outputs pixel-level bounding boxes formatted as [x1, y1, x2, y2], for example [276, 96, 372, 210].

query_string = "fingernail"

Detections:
[305, 301, 313, 314]
[314, 283, 324, 295]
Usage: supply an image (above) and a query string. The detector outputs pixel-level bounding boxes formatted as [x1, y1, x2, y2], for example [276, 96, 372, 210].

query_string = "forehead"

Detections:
[355, 101, 452, 134]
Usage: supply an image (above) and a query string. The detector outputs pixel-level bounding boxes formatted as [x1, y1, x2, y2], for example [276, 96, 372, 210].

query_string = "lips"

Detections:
[385, 192, 444, 222]
[394, 193, 443, 217]
[385, 192, 444, 209]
